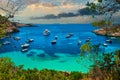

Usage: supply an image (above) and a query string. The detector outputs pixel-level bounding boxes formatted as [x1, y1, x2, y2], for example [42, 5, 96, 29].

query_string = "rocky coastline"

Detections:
[12, 22, 33, 27]
[92, 25, 120, 37]
[5, 22, 33, 33]
[4, 22, 19, 33]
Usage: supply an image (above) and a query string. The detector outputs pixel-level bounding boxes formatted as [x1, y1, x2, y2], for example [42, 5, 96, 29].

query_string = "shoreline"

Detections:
[92, 25, 120, 37]
[12, 22, 33, 27]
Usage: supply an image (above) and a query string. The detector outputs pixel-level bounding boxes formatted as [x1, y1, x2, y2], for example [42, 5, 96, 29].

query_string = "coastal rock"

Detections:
[93, 25, 120, 37]
[4, 22, 19, 33]
[13, 22, 33, 27]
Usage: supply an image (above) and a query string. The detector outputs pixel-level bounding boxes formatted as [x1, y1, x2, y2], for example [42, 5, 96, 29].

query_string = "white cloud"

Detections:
[16, 2, 85, 17]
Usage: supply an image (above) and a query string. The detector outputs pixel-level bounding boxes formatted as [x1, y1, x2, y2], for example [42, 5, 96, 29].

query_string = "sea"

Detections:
[0, 24, 120, 73]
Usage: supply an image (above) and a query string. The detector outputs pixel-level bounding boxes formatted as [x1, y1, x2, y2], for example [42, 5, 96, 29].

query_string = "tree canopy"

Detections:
[86, 0, 120, 22]
[0, 0, 24, 19]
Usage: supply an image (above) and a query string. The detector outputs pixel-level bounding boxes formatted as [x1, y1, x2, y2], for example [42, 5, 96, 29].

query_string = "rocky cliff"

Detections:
[0, 15, 19, 38]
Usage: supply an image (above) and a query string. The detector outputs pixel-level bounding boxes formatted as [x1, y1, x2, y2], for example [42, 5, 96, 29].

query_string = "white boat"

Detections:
[43, 29, 50, 36]
[86, 39, 90, 42]
[103, 43, 108, 47]
[26, 39, 34, 43]
[2, 41, 10, 45]
[14, 37, 20, 40]
[65, 33, 74, 38]
[78, 40, 81, 45]
[51, 40, 57, 44]
[106, 39, 112, 43]
[54, 36, 58, 40]
[21, 43, 30, 48]
[21, 49, 28, 52]
[66, 34, 71, 38]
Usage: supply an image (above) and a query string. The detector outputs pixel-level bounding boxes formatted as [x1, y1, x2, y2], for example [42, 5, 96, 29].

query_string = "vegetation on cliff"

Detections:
[0, 15, 19, 38]
[93, 24, 120, 37]
[92, 20, 120, 37]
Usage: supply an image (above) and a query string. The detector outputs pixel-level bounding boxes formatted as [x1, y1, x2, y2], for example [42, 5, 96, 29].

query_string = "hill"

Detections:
[0, 15, 19, 38]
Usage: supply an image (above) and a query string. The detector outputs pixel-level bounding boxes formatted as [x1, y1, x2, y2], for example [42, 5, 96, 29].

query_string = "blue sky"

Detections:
[0, 0, 120, 24]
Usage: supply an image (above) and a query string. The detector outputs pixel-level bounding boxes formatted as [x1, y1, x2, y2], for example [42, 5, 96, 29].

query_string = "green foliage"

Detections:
[86, 2, 97, 12]
[86, 0, 120, 15]
[98, 0, 102, 2]
[0, 28, 6, 38]
[80, 42, 120, 80]
[0, 15, 12, 39]
[86, 0, 120, 27]
[80, 42, 92, 55]
[0, 57, 87, 80]
[92, 20, 112, 27]
[69, 72, 86, 80]
[90, 50, 120, 80]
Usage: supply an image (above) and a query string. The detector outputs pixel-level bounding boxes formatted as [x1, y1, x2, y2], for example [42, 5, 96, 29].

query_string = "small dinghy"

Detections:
[51, 40, 57, 44]
[21, 49, 28, 52]
[2, 41, 10, 45]
[65, 33, 74, 38]
[26, 39, 34, 43]
[66, 34, 71, 38]
[86, 37, 91, 42]
[86, 39, 90, 42]
[43, 29, 50, 36]
[103, 43, 108, 47]
[21, 43, 30, 48]
[106, 39, 112, 43]
[78, 40, 81, 45]
[13, 37, 20, 40]
[55, 36, 58, 40]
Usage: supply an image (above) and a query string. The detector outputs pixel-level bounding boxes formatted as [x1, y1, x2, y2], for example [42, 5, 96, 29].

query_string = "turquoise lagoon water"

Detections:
[0, 24, 120, 73]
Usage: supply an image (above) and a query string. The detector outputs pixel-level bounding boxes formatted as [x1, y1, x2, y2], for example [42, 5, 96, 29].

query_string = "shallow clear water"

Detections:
[0, 24, 120, 73]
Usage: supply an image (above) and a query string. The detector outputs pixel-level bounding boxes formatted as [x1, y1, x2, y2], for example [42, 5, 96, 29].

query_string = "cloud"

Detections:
[41, 2, 57, 7]
[16, 3, 60, 17]
[23, 0, 40, 5]
[30, 8, 98, 19]
[16, 2, 86, 17]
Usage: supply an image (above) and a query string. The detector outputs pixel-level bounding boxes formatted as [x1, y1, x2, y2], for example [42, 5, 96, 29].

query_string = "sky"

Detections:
[0, 0, 120, 24]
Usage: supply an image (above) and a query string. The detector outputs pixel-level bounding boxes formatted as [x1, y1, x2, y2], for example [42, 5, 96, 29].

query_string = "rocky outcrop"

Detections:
[93, 25, 120, 37]
[4, 21, 19, 33]
[12, 22, 33, 27]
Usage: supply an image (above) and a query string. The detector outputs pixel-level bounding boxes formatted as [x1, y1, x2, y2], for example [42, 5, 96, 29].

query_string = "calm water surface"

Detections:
[0, 24, 120, 73]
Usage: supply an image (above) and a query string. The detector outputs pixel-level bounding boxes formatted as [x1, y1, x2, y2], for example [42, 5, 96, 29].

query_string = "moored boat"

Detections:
[106, 39, 112, 43]
[21, 49, 28, 52]
[65, 33, 74, 38]
[13, 37, 20, 40]
[51, 40, 57, 44]
[21, 43, 30, 48]
[78, 40, 81, 45]
[2, 41, 11, 45]
[103, 43, 108, 47]
[43, 29, 50, 36]
[26, 39, 34, 43]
